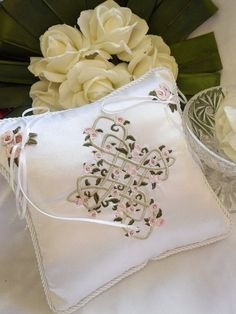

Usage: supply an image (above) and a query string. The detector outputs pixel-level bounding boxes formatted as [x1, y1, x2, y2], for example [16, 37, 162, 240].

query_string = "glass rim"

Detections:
[182, 85, 236, 168]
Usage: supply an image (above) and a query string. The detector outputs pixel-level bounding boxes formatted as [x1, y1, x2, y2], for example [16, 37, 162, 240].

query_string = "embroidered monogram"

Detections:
[68, 116, 175, 239]
[1, 126, 37, 167]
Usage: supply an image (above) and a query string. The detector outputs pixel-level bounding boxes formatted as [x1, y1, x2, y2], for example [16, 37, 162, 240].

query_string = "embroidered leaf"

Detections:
[96, 128, 103, 133]
[27, 138, 37, 145]
[145, 222, 150, 227]
[166, 158, 170, 162]
[126, 135, 136, 141]
[93, 192, 99, 204]
[150, 170, 156, 175]
[96, 178, 102, 185]
[128, 219, 135, 225]
[156, 209, 162, 218]
[124, 120, 130, 125]
[152, 183, 157, 190]
[114, 217, 123, 222]
[110, 198, 119, 204]
[124, 174, 130, 179]
[129, 142, 135, 151]
[169, 150, 173, 153]
[149, 90, 157, 97]
[97, 159, 103, 167]
[85, 179, 90, 186]
[133, 180, 138, 185]
[29, 132, 37, 138]
[83, 142, 92, 147]
[14, 158, 19, 167]
[144, 218, 150, 223]
[13, 126, 21, 134]
[140, 181, 148, 186]
[111, 142, 116, 146]
[7, 158, 10, 167]
[169, 103, 177, 112]
[112, 205, 118, 211]
[85, 134, 90, 141]
[92, 168, 100, 173]
[115, 147, 128, 155]
[136, 194, 142, 200]
[143, 159, 150, 166]
[101, 200, 109, 207]
[159, 145, 165, 150]
[111, 173, 115, 179]
[150, 198, 154, 205]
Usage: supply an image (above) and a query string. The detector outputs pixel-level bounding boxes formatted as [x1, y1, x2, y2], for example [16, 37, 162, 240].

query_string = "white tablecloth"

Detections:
[1, 1, 236, 313]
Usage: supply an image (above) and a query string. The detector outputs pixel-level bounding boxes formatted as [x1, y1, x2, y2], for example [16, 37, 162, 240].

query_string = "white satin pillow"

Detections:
[0, 68, 230, 314]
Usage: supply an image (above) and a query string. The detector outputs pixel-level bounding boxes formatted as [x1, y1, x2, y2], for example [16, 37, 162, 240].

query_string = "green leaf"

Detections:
[114, 217, 123, 222]
[93, 192, 99, 204]
[96, 128, 103, 133]
[43, 0, 86, 26]
[0, 6, 40, 54]
[124, 120, 130, 125]
[84, 134, 90, 141]
[96, 178, 102, 185]
[115, 147, 128, 155]
[149, 0, 218, 44]
[29, 132, 37, 138]
[171, 33, 222, 73]
[27, 138, 37, 145]
[152, 183, 156, 190]
[2, 0, 62, 39]
[128, 219, 135, 225]
[85, 179, 90, 186]
[0, 60, 36, 84]
[140, 181, 148, 186]
[124, 174, 130, 179]
[156, 209, 162, 218]
[83, 142, 92, 147]
[177, 72, 221, 97]
[110, 198, 119, 204]
[143, 159, 150, 166]
[168, 103, 177, 113]
[126, 135, 136, 141]
[92, 168, 100, 173]
[127, 0, 156, 20]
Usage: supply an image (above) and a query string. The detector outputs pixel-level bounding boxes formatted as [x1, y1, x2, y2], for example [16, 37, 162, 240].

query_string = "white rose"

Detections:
[118, 34, 171, 62]
[128, 35, 178, 79]
[215, 92, 236, 162]
[59, 59, 131, 108]
[30, 80, 61, 112]
[77, 0, 148, 55]
[40, 24, 84, 58]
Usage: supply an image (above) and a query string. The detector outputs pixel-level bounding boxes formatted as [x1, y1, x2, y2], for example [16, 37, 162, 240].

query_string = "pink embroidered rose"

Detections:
[114, 116, 125, 125]
[84, 127, 97, 139]
[127, 205, 135, 213]
[90, 210, 97, 218]
[83, 163, 93, 173]
[155, 83, 171, 101]
[158, 218, 165, 226]
[110, 188, 119, 198]
[124, 164, 137, 176]
[149, 174, 160, 184]
[94, 151, 103, 161]
[150, 202, 160, 211]
[162, 147, 170, 158]
[149, 158, 157, 167]
[113, 168, 121, 178]
[127, 230, 135, 237]
[105, 143, 113, 151]
[2, 131, 14, 146]
[14, 133, 23, 144]
[75, 196, 83, 207]
[117, 202, 126, 214]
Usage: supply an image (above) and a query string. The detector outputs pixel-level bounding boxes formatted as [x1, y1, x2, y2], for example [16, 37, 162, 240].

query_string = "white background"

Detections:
[1, 1, 236, 313]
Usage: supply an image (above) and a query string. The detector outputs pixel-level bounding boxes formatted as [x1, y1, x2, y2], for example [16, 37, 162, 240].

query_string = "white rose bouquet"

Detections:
[28, 0, 178, 111]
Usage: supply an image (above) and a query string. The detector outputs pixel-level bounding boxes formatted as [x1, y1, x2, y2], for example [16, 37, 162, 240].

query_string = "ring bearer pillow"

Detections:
[0, 67, 230, 313]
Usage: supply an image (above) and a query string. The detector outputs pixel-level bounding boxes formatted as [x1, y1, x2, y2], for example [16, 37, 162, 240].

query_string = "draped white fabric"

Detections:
[1, 1, 236, 313]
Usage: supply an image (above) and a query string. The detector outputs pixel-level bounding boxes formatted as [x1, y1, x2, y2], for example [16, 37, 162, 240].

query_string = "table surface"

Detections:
[1, 1, 236, 313]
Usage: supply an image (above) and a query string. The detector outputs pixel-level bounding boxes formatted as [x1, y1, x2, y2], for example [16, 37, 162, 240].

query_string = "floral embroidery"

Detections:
[68, 116, 175, 239]
[1, 126, 37, 167]
[149, 83, 177, 113]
